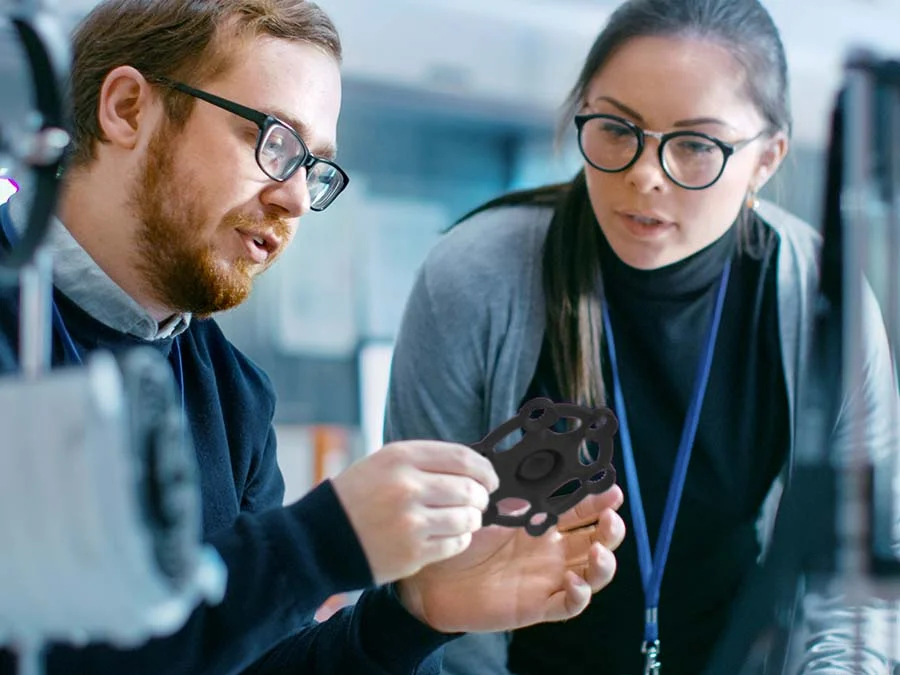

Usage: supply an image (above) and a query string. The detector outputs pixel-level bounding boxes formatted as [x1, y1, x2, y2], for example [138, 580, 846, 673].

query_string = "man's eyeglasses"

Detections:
[574, 113, 765, 190]
[151, 77, 348, 211]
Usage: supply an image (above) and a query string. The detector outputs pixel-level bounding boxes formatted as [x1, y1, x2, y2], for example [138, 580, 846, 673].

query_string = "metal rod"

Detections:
[884, 64, 900, 666]
[14, 638, 44, 675]
[18, 245, 52, 378]
[839, 58, 876, 675]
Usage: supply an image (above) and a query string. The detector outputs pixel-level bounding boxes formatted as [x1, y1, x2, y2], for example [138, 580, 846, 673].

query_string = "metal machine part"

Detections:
[704, 49, 900, 675]
[0, 3, 227, 675]
[0, 0, 69, 278]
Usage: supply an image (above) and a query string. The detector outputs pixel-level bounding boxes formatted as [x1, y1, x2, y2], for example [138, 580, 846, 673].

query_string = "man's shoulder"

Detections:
[184, 317, 276, 406]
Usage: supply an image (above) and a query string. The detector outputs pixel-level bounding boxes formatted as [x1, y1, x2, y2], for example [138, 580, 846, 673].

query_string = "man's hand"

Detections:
[331, 441, 499, 585]
[395, 485, 625, 633]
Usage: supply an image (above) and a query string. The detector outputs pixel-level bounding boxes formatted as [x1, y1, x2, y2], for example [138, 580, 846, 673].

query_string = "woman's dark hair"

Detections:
[460, 0, 791, 408]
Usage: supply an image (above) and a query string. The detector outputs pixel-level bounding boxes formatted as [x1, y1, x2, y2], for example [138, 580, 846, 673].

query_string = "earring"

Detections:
[746, 188, 760, 211]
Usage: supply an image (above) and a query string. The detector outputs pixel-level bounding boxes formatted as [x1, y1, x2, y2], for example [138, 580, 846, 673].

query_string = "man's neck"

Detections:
[57, 172, 176, 324]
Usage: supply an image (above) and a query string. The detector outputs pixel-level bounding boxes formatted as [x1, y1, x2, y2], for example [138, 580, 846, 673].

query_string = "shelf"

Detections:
[341, 74, 559, 135]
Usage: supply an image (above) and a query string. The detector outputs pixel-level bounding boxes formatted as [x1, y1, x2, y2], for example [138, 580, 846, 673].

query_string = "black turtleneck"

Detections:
[509, 214, 790, 675]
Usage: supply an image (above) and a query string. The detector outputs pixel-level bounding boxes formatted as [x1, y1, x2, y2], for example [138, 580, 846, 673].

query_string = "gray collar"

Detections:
[7, 195, 191, 340]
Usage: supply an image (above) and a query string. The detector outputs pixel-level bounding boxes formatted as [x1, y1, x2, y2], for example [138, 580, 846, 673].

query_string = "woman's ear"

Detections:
[96, 65, 157, 152]
[752, 130, 789, 192]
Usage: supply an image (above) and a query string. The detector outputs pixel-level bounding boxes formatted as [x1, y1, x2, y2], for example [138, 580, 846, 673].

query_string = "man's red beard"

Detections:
[129, 125, 289, 317]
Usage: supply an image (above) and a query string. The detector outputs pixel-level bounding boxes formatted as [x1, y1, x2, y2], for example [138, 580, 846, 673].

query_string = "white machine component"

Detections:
[0, 351, 227, 675]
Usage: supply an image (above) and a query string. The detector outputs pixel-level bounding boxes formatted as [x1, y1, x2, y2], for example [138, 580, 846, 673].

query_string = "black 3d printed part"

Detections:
[472, 397, 618, 536]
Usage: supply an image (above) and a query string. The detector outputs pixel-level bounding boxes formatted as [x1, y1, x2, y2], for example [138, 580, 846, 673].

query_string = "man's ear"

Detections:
[752, 130, 789, 192]
[96, 65, 157, 151]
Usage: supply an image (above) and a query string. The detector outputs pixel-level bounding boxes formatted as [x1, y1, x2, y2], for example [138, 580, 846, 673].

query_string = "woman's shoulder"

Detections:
[422, 203, 554, 283]
[408, 203, 554, 321]
[755, 199, 822, 261]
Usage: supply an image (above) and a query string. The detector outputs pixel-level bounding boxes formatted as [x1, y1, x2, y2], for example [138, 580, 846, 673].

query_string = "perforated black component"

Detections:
[471, 397, 618, 536]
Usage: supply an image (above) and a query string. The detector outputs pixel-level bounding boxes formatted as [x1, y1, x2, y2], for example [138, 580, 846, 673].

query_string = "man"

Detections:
[0, 1, 625, 674]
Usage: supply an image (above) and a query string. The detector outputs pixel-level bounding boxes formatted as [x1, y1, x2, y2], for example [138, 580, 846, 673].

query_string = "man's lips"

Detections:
[236, 228, 283, 263]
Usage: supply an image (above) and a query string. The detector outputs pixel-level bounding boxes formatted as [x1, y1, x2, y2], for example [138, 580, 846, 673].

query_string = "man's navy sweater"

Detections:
[0, 205, 454, 674]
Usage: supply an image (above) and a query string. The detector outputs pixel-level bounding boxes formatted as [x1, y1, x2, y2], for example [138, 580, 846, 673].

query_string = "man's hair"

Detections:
[68, 0, 342, 168]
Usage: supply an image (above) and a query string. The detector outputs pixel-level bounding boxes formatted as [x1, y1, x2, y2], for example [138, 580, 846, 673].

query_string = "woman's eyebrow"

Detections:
[591, 95, 732, 130]
[591, 95, 645, 123]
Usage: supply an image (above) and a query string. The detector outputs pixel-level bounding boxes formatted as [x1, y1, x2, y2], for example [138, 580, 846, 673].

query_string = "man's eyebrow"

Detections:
[268, 108, 337, 160]
[590, 95, 731, 129]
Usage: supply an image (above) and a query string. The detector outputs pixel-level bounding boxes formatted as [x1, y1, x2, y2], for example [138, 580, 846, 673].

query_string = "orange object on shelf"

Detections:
[312, 425, 350, 484]
[310, 425, 356, 620]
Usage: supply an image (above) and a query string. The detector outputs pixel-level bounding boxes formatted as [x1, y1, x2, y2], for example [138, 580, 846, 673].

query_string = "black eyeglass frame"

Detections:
[150, 76, 349, 211]
[574, 113, 766, 191]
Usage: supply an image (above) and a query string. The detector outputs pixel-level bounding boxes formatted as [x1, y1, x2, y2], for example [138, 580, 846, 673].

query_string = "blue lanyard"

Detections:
[601, 258, 731, 671]
[0, 204, 185, 414]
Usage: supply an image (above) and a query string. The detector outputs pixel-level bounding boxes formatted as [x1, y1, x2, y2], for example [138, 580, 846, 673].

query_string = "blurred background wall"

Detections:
[1, 0, 897, 501]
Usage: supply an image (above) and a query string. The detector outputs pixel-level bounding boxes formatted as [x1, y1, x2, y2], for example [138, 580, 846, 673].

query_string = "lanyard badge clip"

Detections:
[642, 639, 661, 675]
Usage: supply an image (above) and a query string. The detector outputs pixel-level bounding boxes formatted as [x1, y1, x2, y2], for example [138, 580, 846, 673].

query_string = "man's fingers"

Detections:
[419, 532, 473, 566]
[563, 521, 599, 564]
[421, 506, 484, 537]
[547, 545, 617, 624]
[543, 572, 592, 623]
[589, 508, 625, 552]
[404, 442, 500, 493]
[559, 507, 625, 570]
[584, 543, 617, 592]
[557, 485, 624, 532]
[418, 474, 491, 510]
[566, 542, 617, 592]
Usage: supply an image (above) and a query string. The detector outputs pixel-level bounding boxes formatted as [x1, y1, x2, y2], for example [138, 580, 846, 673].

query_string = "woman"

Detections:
[384, 0, 899, 673]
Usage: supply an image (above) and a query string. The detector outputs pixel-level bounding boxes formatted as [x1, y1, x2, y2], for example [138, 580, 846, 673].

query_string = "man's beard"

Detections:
[129, 126, 288, 317]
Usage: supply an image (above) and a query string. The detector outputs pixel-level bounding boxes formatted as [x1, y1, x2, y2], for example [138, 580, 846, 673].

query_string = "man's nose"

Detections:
[261, 168, 311, 219]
